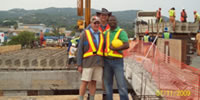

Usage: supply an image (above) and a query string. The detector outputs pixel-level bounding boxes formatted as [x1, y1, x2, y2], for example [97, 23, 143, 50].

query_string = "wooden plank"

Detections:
[157, 38, 187, 68]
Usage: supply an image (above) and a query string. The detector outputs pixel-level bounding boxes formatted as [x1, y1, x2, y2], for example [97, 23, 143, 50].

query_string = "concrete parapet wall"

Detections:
[0, 45, 21, 54]
[0, 71, 81, 90]
[124, 58, 159, 96]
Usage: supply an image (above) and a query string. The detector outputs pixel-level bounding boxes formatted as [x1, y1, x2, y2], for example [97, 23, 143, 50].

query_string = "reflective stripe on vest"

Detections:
[104, 29, 123, 58]
[99, 24, 110, 34]
[164, 32, 170, 39]
[83, 30, 104, 58]
[169, 10, 174, 17]
[144, 35, 149, 43]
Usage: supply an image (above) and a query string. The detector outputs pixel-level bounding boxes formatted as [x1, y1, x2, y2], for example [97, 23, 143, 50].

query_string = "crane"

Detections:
[77, 0, 91, 30]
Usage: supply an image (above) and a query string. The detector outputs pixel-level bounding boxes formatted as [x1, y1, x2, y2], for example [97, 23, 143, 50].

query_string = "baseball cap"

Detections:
[90, 16, 100, 23]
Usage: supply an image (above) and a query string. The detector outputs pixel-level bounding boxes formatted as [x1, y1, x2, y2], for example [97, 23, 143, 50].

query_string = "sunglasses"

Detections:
[93, 22, 100, 25]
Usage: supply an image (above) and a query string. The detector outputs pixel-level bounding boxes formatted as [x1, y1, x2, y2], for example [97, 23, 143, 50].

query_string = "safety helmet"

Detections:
[111, 39, 123, 48]
[145, 30, 149, 34]
[164, 27, 168, 32]
[194, 11, 197, 13]
[72, 43, 76, 47]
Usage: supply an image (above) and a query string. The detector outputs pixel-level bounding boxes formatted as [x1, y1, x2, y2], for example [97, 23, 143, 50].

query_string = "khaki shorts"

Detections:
[81, 66, 103, 82]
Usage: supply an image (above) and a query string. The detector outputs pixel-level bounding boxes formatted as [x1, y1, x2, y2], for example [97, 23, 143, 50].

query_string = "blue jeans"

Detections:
[103, 58, 129, 100]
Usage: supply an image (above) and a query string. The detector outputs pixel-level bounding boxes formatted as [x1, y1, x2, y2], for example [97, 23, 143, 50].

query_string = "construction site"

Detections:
[0, 0, 200, 100]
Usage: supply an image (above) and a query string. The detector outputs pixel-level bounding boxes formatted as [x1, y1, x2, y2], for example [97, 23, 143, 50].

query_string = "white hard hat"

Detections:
[72, 43, 76, 46]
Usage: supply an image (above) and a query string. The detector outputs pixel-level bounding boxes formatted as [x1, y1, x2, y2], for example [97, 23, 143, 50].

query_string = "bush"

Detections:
[8, 31, 35, 48]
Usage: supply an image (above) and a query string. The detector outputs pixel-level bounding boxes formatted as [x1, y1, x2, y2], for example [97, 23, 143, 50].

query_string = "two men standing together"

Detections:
[77, 8, 130, 100]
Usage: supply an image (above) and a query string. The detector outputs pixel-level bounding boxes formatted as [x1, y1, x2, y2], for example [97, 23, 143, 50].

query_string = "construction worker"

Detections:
[96, 8, 111, 99]
[169, 7, 176, 31]
[162, 27, 172, 39]
[180, 8, 187, 22]
[156, 8, 162, 23]
[77, 16, 104, 100]
[143, 30, 152, 57]
[96, 8, 111, 34]
[196, 30, 200, 56]
[40, 30, 44, 47]
[67, 43, 77, 66]
[104, 15, 129, 100]
[143, 30, 151, 43]
[194, 11, 200, 23]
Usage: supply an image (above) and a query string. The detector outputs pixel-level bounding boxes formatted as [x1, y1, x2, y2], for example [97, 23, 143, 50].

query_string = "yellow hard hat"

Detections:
[111, 39, 123, 48]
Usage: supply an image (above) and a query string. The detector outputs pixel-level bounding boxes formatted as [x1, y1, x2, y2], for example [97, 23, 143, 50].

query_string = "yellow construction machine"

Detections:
[77, 0, 91, 30]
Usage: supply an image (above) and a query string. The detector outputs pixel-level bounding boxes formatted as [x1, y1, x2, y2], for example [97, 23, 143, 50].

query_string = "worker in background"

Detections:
[156, 8, 162, 23]
[162, 27, 172, 39]
[196, 30, 200, 56]
[180, 8, 187, 22]
[143, 30, 152, 57]
[169, 7, 176, 31]
[67, 43, 77, 66]
[77, 16, 104, 100]
[103, 15, 129, 100]
[143, 30, 151, 43]
[194, 11, 200, 23]
[96, 8, 111, 34]
[40, 30, 44, 47]
[67, 36, 79, 54]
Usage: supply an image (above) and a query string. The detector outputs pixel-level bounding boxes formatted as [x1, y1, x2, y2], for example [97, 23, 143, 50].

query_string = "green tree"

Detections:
[8, 31, 35, 48]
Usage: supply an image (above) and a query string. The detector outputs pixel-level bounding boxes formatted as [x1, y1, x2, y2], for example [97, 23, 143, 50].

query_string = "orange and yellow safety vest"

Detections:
[104, 29, 123, 58]
[83, 30, 104, 58]
[99, 24, 110, 34]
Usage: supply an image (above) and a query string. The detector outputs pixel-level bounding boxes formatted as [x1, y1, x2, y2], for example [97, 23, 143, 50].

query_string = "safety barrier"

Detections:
[124, 40, 200, 100]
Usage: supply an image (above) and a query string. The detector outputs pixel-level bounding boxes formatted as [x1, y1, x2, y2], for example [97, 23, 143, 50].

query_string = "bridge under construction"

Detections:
[0, 40, 200, 100]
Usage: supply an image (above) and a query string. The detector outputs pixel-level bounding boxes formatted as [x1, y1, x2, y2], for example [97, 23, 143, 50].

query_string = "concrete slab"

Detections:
[0, 94, 132, 100]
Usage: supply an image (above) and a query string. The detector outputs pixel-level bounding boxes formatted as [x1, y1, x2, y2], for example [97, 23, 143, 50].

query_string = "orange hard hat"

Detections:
[145, 30, 149, 34]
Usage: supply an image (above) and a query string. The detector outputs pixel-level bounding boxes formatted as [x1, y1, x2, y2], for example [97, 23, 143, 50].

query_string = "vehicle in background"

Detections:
[46, 39, 58, 47]
[135, 11, 157, 25]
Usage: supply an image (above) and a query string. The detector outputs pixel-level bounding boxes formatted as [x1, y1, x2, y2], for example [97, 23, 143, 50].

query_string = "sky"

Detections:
[0, 0, 199, 22]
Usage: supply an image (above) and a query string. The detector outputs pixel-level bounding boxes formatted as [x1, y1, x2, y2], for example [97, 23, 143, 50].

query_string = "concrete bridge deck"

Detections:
[0, 94, 133, 100]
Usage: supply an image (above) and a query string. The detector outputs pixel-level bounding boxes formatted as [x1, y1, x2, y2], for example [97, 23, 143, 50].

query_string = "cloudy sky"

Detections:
[1, 0, 199, 21]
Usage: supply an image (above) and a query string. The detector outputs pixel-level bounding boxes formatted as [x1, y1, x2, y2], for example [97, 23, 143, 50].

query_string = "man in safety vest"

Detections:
[156, 8, 162, 23]
[196, 30, 200, 56]
[162, 27, 172, 39]
[194, 11, 200, 23]
[96, 8, 111, 34]
[143, 30, 152, 57]
[169, 7, 176, 31]
[180, 8, 187, 22]
[103, 15, 129, 100]
[77, 16, 104, 100]
[96, 8, 111, 99]
[143, 30, 151, 43]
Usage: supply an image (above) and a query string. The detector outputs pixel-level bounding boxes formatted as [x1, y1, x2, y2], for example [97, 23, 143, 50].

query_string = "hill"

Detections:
[0, 7, 138, 36]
